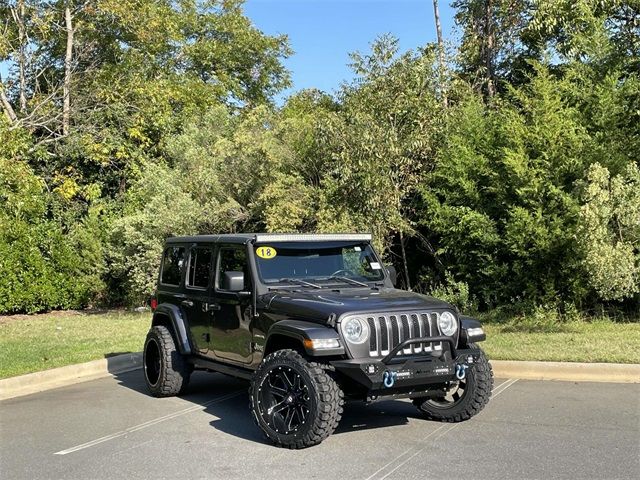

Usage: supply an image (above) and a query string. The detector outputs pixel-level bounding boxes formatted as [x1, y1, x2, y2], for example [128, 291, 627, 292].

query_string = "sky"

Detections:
[244, 0, 458, 101]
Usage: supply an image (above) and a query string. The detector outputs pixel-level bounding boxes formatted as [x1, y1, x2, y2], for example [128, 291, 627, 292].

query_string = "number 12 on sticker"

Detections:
[256, 246, 277, 259]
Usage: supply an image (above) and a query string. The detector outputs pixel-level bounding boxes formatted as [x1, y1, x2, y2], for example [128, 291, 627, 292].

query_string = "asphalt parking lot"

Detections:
[1, 368, 638, 480]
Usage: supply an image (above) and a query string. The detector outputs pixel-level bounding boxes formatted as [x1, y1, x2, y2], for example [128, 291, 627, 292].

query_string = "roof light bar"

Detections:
[254, 233, 372, 243]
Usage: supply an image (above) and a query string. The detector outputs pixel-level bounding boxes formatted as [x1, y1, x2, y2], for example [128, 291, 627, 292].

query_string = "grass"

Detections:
[482, 321, 640, 364]
[1, 309, 638, 379]
[0, 310, 150, 379]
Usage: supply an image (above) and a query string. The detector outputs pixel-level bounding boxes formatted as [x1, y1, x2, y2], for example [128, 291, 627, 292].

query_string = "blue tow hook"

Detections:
[455, 364, 469, 380]
[383, 370, 398, 388]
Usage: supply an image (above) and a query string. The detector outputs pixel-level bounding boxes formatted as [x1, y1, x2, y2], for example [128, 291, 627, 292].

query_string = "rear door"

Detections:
[183, 244, 215, 356]
[211, 245, 253, 364]
[157, 244, 187, 313]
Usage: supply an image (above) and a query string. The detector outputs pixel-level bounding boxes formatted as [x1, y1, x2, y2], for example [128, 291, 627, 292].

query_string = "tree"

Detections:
[432, 0, 448, 107]
[319, 36, 445, 287]
[578, 162, 639, 301]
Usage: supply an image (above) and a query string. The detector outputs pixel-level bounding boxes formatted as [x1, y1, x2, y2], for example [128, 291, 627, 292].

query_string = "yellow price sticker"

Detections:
[256, 246, 277, 259]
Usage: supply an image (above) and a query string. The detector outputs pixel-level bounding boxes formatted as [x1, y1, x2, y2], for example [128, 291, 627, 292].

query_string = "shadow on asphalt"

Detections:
[111, 369, 418, 445]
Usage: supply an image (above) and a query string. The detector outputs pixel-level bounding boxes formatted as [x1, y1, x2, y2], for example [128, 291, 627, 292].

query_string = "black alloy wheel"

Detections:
[257, 366, 311, 434]
[250, 350, 343, 449]
[413, 344, 493, 422]
[144, 337, 161, 387]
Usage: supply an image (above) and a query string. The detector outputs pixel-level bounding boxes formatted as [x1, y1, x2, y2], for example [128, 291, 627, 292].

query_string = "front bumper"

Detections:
[330, 336, 481, 398]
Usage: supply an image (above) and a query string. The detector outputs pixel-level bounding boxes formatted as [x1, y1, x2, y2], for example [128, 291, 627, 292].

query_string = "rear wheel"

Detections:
[250, 350, 343, 449]
[413, 346, 493, 422]
[143, 325, 192, 397]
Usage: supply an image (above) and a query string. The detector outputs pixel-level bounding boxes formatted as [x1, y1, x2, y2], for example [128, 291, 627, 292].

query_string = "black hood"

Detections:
[260, 287, 453, 324]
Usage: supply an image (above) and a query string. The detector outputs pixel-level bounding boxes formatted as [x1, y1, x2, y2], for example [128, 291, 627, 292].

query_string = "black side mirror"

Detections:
[222, 271, 245, 291]
[385, 265, 397, 286]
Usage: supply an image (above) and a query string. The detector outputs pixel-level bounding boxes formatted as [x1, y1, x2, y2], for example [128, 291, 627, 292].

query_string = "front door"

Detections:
[211, 245, 253, 364]
[183, 244, 215, 356]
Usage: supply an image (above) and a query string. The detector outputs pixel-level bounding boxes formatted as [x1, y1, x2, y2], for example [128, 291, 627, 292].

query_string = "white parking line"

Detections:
[491, 378, 519, 398]
[364, 378, 519, 480]
[53, 391, 243, 456]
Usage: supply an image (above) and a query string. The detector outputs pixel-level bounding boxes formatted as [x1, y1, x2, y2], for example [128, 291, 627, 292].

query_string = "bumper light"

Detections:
[303, 338, 341, 350]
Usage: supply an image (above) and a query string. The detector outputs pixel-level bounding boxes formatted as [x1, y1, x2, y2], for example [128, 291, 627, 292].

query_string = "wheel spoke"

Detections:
[267, 377, 288, 397]
[296, 405, 307, 423]
[284, 407, 295, 430]
[267, 399, 288, 415]
[280, 369, 294, 388]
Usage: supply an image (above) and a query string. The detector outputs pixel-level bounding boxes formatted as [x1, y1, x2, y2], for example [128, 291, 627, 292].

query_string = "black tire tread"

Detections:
[250, 349, 344, 449]
[413, 345, 493, 422]
[144, 325, 192, 397]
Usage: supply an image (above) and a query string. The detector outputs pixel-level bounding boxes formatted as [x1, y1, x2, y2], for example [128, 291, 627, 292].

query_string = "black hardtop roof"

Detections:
[166, 234, 255, 244]
[165, 233, 372, 245]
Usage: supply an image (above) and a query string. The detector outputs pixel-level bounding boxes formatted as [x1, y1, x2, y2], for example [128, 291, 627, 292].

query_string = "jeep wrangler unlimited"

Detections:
[143, 233, 493, 448]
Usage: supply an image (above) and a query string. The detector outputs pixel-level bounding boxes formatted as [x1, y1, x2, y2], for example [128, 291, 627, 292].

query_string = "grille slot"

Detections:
[366, 311, 445, 357]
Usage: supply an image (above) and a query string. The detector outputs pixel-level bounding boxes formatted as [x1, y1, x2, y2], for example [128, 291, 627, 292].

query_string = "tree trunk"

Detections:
[15, 0, 27, 113]
[0, 75, 18, 123]
[432, 0, 448, 108]
[399, 230, 411, 291]
[484, 0, 496, 98]
[62, 4, 74, 136]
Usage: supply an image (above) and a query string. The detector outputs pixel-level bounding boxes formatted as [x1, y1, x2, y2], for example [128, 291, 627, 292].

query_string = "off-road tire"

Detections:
[413, 345, 493, 422]
[143, 325, 192, 397]
[250, 349, 344, 449]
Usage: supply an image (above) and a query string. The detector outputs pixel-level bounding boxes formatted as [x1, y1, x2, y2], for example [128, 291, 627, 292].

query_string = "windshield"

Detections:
[253, 241, 385, 285]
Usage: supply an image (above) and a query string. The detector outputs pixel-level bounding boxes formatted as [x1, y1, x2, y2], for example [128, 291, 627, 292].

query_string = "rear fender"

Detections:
[152, 303, 192, 355]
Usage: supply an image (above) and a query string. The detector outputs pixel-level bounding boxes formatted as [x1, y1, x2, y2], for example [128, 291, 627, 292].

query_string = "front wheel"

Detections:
[250, 350, 344, 449]
[413, 346, 493, 422]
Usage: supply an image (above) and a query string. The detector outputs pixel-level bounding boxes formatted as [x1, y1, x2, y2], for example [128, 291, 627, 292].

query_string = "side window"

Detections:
[217, 247, 248, 290]
[161, 246, 185, 286]
[186, 246, 213, 289]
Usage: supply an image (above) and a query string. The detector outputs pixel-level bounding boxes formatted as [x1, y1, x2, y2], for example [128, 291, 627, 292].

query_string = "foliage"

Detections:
[0, 1, 638, 315]
[425, 271, 475, 313]
[0, 154, 107, 313]
[578, 162, 640, 301]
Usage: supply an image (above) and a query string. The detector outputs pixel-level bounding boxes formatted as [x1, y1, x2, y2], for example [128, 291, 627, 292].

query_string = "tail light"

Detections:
[150, 297, 158, 311]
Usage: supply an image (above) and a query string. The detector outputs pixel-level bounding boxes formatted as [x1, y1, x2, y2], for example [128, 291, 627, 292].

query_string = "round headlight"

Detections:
[342, 317, 369, 344]
[438, 311, 458, 336]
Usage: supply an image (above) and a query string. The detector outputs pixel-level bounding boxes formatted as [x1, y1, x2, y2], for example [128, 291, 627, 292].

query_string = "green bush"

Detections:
[0, 158, 107, 313]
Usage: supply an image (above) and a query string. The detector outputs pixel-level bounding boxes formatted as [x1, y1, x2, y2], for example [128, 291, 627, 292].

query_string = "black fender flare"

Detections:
[152, 303, 192, 355]
[459, 315, 486, 346]
[266, 320, 344, 357]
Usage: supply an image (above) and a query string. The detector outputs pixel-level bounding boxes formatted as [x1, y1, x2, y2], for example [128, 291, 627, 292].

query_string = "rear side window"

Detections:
[161, 247, 185, 285]
[186, 247, 213, 289]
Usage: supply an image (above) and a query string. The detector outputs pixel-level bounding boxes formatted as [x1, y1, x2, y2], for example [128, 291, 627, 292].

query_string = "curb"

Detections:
[1, 355, 638, 402]
[0, 353, 142, 401]
[490, 360, 640, 384]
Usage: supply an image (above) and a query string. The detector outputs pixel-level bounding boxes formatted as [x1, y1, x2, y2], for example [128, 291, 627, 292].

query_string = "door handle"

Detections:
[203, 302, 221, 312]
[181, 300, 194, 308]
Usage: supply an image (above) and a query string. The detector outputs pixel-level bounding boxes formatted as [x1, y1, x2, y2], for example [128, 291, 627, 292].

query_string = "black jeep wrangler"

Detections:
[143, 233, 493, 448]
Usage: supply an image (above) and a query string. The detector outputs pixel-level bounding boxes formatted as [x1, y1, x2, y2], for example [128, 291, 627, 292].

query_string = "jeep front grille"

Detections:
[365, 312, 443, 357]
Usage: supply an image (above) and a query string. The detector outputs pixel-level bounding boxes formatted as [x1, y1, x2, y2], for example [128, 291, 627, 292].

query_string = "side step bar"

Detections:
[190, 357, 254, 380]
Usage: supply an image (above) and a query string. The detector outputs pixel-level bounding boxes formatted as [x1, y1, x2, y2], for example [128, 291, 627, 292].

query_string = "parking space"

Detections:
[1, 369, 638, 479]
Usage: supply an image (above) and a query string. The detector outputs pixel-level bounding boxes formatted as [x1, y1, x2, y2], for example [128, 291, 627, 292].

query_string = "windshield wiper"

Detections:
[325, 276, 370, 288]
[278, 278, 322, 289]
